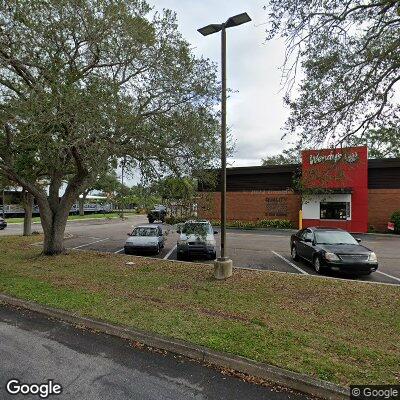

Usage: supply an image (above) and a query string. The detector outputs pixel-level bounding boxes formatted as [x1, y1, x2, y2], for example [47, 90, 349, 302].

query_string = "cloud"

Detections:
[152, 0, 291, 166]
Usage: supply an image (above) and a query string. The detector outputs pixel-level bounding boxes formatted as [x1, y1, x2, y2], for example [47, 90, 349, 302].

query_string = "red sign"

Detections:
[388, 222, 395, 231]
[301, 146, 368, 233]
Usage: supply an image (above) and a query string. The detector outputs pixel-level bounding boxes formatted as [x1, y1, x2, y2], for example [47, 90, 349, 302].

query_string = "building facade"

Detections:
[198, 147, 400, 233]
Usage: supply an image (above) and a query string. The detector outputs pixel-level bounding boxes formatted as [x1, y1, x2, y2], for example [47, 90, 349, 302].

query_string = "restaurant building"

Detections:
[197, 146, 400, 233]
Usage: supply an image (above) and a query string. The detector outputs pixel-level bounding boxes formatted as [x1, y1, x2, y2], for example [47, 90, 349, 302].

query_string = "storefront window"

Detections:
[320, 202, 350, 220]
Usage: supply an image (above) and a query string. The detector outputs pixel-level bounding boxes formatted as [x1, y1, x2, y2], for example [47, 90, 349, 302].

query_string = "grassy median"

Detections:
[5, 212, 139, 224]
[0, 235, 399, 387]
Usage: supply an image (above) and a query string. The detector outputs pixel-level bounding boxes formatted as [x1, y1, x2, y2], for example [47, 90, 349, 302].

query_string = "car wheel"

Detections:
[313, 256, 323, 274]
[156, 244, 161, 255]
[291, 245, 299, 261]
[177, 253, 184, 261]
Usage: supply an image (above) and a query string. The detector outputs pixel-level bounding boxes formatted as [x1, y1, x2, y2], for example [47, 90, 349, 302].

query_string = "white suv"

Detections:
[176, 220, 217, 261]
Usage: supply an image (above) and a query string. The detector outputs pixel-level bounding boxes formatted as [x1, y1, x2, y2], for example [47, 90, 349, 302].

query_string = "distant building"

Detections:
[198, 146, 400, 233]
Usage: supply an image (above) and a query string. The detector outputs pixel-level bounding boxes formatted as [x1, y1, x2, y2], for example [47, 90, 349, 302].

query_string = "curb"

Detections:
[0, 293, 348, 400]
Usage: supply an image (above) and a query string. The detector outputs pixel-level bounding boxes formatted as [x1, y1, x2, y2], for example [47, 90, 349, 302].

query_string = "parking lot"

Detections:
[2, 215, 400, 285]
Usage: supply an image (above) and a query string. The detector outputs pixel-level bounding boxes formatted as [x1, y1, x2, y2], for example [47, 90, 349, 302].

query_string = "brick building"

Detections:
[198, 147, 400, 233]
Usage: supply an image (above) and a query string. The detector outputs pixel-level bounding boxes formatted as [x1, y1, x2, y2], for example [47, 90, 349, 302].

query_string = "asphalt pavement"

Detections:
[1, 215, 400, 285]
[0, 303, 308, 400]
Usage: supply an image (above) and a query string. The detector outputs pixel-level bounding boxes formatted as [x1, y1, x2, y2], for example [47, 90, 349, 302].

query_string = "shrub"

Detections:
[390, 210, 400, 233]
[165, 215, 196, 225]
[211, 219, 293, 230]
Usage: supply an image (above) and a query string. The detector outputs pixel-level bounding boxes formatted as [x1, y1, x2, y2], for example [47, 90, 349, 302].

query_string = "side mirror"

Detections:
[356, 238, 361, 243]
[213, 230, 218, 235]
[127, 232, 132, 236]
[176, 229, 181, 234]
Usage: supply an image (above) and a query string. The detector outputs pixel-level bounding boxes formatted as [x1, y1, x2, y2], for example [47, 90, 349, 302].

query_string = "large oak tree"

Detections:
[264, 0, 400, 149]
[0, 0, 220, 254]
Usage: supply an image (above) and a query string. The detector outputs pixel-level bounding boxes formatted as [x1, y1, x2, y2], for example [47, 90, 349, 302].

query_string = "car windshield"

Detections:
[132, 227, 158, 237]
[314, 231, 358, 245]
[182, 223, 212, 236]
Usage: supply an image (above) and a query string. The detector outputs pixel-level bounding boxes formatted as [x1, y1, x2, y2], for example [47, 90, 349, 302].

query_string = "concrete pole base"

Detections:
[213, 258, 233, 280]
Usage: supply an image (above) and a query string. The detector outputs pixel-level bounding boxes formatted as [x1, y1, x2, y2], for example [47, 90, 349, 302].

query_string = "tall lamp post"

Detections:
[198, 13, 251, 279]
[2, 189, 5, 219]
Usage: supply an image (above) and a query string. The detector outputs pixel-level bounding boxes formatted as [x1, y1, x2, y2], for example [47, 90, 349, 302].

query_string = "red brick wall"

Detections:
[197, 191, 302, 228]
[368, 189, 400, 232]
[198, 189, 400, 233]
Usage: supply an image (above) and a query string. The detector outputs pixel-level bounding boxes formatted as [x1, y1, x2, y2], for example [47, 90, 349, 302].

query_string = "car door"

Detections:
[297, 229, 314, 261]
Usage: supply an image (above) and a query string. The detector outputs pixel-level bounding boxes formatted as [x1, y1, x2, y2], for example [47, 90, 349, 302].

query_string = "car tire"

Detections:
[313, 256, 323, 274]
[291, 245, 299, 261]
[156, 244, 161, 255]
[177, 253, 184, 261]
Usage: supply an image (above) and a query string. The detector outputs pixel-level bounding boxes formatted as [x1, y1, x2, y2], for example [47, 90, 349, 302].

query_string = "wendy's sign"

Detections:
[301, 146, 368, 232]
[309, 151, 359, 165]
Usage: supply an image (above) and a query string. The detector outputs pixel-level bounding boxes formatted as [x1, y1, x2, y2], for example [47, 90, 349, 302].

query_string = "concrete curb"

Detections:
[0, 293, 349, 400]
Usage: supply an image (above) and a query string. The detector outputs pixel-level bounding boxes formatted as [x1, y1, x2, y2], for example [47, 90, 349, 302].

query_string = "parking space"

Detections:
[2, 217, 400, 285]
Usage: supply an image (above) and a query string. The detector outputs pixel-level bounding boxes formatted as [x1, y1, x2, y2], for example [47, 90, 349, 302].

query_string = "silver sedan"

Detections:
[124, 224, 165, 255]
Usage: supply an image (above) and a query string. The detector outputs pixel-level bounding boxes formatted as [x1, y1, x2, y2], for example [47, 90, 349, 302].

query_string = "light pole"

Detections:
[2, 189, 4, 219]
[198, 12, 251, 279]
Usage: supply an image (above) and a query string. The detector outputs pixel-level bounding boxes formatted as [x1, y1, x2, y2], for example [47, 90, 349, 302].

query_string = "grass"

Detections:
[0, 235, 399, 387]
[5, 212, 139, 224]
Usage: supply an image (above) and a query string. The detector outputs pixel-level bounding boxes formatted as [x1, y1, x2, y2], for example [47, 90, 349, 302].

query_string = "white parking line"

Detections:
[164, 244, 177, 260]
[271, 251, 309, 275]
[72, 238, 109, 249]
[375, 270, 400, 283]
[114, 248, 125, 254]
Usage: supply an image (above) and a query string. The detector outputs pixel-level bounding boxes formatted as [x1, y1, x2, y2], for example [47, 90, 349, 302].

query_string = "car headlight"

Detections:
[206, 240, 215, 246]
[324, 252, 340, 261]
[368, 252, 378, 262]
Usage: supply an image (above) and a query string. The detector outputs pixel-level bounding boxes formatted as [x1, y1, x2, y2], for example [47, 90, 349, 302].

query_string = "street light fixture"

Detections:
[198, 12, 251, 280]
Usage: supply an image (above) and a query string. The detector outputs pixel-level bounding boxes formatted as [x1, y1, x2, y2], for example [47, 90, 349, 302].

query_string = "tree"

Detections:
[0, 167, 37, 236]
[0, 0, 220, 254]
[78, 170, 120, 216]
[264, 1, 400, 149]
[261, 147, 301, 165]
[348, 126, 400, 158]
[157, 176, 197, 217]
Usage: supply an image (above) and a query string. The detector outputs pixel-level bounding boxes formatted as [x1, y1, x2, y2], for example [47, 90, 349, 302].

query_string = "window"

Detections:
[320, 202, 350, 220]
[314, 231, 358, 245]
[182, 222, 212, 235]
[132, 227, 158, 237]
[301, 229, 313, 241]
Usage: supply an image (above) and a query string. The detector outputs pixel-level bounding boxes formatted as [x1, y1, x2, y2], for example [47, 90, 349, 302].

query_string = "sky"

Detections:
[152, 0, 293, 167]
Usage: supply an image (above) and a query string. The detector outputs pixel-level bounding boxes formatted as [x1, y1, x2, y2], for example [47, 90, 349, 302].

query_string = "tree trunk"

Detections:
[22, 191, 34, 236]
[41, 210, 70, 255]
[79, 198, 84, 216]
[42, 221, 66, 255]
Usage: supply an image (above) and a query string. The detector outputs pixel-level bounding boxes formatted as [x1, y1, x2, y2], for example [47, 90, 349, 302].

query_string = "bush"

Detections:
[211, 219, 293, 230]
[164, 215, 196, 225]
[390, 210, 400, 233]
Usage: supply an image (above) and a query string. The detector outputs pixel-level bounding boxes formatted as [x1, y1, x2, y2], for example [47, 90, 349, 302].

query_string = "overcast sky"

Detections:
[153, 0, 292, 167]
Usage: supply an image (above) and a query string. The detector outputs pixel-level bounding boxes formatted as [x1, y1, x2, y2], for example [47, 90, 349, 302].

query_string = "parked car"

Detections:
[147, 205, 166, 223]
[176, 220, 217, 261]
[290, 227, 378, 275]
[0, 217, 7, 230]
[124, 224, 165, 255]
